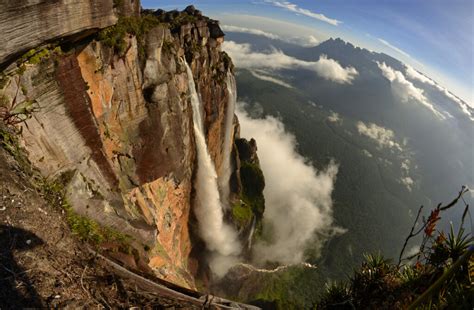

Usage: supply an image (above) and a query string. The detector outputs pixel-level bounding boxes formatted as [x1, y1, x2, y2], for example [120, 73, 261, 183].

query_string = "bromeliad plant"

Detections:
[398, 186, 472, 266]
[397, 186, 473, 308]
[318, 186, 473, 309]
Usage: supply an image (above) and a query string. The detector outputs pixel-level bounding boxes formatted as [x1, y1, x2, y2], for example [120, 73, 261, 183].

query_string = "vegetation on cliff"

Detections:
[97, 15, 161, 57]
[230, 137, 266, 241]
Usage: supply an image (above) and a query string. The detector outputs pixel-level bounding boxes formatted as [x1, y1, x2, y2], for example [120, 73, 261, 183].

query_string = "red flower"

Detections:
[415, 261, 422, 270]
[424, 209, 441, 237]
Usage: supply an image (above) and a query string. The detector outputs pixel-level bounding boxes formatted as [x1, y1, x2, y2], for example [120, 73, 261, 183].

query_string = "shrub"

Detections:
[97, 15, 161, 57]
[317, 188, 473, 309]
[240, 161, 265, 216]
[113, 0, 124, 9]
[232, 201, 253, 226]
[18, 46, 60, 66]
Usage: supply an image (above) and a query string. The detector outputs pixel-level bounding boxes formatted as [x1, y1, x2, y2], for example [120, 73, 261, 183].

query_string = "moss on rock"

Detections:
[232, 201, 253, 226]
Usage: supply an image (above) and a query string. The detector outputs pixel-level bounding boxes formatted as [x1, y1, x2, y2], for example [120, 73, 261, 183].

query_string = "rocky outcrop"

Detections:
[0, 5, 236, 288]
[225, 121, 266, 253]
[0, 0, 139, 69]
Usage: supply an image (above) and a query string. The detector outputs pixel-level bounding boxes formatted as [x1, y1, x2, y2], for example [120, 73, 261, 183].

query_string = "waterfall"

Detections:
[218, 72, 237, 208]
[184, 61, 241, 259]
[247, 217, 256, 250]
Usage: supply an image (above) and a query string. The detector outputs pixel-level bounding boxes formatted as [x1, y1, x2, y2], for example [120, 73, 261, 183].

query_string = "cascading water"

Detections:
[184, 61, 241, 265]
[218, 72, 237, 208]
[247, 217, 256, 250]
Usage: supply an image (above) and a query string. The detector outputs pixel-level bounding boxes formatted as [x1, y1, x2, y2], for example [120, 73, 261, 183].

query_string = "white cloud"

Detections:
[362, 149, 373, 158]
[222, 25, 280, 40]
[405, 65, 474, 121]
[222, 24, 319, 47]
[399, 159, 414, 191]
[401, 177, 414, 192]
[405, 65, 435, 85]
[401, 159, 410, 172]
[288, 35, 320, 47]
[356, 121, 403, 151]
[224, 41, 358, 84]
[249, 70, 293, 88]
[306, 35, 319, 45]
[377, 38, 411, 58]
[377, 62, 446, 120]
[236, 103, 345, 265]
[327, 111, 342, 124]
[316, 55, 358, 84]
[264, 0, 341, 26]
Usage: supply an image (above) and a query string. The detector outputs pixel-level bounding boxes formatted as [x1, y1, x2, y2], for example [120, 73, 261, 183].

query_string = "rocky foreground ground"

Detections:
[0, 146, 202, 308]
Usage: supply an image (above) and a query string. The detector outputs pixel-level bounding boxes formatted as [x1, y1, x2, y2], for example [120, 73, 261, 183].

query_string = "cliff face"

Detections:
[0, 0, 140, 69]
[0, 4, 242, 289]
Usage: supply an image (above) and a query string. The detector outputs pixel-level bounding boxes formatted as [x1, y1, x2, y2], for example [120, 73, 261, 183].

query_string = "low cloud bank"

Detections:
[222, 25, 320, 47]
[377, 62, 446, 120]
[236, 103, 344, 265]
[224, 41, 358, 84]
[222, 25, 279, 40]
[405, 65, 473, 121]
[291, 35, 320, 47]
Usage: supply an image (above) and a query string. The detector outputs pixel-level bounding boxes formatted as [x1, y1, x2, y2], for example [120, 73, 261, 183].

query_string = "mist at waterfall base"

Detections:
[185, 60, 344, 276]
[236, 103, 346, 266]
[185, 62, 241, 277]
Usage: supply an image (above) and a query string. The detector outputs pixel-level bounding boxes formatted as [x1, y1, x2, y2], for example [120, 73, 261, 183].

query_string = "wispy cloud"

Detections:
[377, 62, 446, 120]
[377, 38, 411, 58]
[224, 41, 358, 84]
[400, 159, 414, 191]
[249, 70, 293, 88]
[263, 0, 341, 26]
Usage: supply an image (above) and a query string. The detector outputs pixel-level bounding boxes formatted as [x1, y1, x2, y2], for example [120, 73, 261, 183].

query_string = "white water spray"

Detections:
[247, 217, 256, 250]
[184, 61, 241, 267]
[218, 73, 237, 208]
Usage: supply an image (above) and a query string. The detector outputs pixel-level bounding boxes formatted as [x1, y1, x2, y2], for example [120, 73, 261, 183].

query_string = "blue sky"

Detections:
[142, 0, 473, 105]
